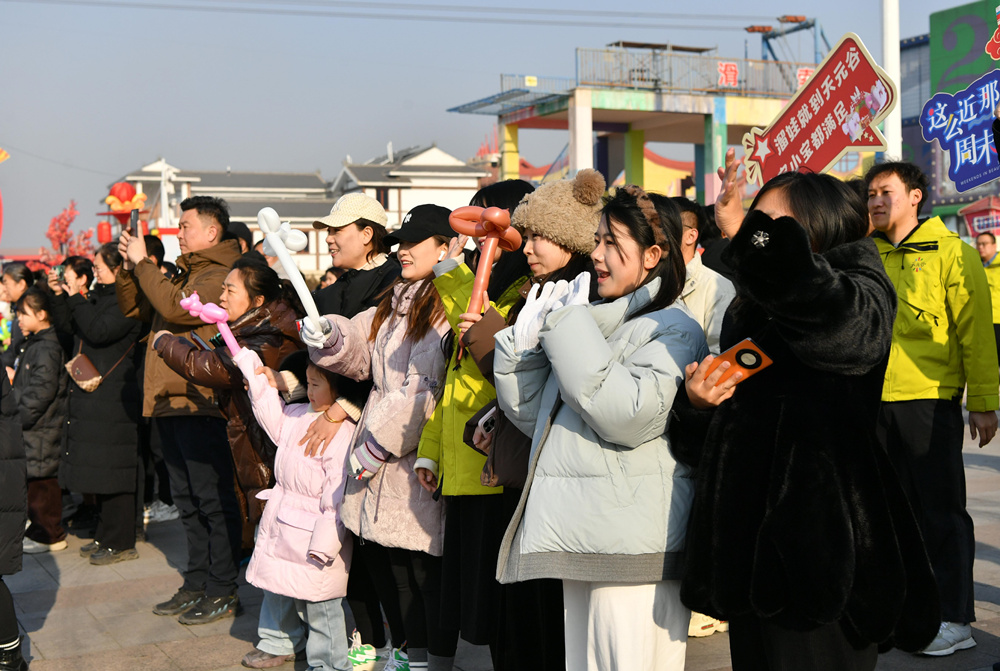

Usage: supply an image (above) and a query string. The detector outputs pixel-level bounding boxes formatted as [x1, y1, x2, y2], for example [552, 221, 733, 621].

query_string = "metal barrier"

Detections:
[575, 47, 815, 97]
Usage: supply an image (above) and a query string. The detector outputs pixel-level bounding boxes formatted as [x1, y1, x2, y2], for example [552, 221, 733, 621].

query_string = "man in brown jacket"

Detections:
[117, 196, 243, 625]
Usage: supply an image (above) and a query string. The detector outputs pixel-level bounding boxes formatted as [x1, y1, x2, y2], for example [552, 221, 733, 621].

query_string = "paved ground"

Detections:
[13, 425, 1000, 670]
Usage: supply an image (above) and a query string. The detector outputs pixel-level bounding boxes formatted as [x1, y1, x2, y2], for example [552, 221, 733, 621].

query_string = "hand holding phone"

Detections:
[705, 338, 772, 386]
[684, 338, 772, 409]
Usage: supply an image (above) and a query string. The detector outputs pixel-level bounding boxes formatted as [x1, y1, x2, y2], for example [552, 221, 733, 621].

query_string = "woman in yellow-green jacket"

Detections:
[414, 180, 533, 663]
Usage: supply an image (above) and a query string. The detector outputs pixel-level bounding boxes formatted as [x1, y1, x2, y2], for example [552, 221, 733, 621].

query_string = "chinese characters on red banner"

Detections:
[741, 33, 897, 187]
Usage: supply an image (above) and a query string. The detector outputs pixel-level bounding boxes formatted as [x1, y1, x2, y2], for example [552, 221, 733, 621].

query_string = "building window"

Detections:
[376, 188, 389, 208]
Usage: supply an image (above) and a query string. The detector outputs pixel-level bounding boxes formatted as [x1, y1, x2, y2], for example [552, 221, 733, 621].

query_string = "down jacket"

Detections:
[52, 285, 142, 494]
[155, 299, 303, 529]
[116, 240, 242, 418]
[235, 348, 354, 602]
[13, 328, 68, 479]
[676, 211, 940, 652]
[0, 372, 26, 574]
[310, 279, 450, 555]
[493, 278, 708, 584]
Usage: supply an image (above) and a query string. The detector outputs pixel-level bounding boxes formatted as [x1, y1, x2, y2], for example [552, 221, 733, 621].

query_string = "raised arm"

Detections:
[308, 307, 376, 382]
[540, 305, 704, 448]
[154, 334, 240, 389]
[233, 347, 286, 445]
[115, 265, 154, 323]
[492, 326, 553, 438]
[132, 259, 228, 326]
[723, 210, 897, 375]
[68, 294, 138, 347]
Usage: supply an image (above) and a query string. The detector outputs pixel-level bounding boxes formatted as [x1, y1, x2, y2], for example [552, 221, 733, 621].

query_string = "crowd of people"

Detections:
[0, 155, 994, 671]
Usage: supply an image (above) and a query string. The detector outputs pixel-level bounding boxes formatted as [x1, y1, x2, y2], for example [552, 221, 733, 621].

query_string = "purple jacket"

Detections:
[311, 279, 449, 555]
[234, 348, 354, 602]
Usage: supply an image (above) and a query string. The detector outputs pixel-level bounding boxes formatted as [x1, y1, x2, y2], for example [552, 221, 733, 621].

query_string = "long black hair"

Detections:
[600, 185, 686, 320]
[231, 256, 305, 318]
[469, 179, 535, 298]
[749, 171, 868, 253]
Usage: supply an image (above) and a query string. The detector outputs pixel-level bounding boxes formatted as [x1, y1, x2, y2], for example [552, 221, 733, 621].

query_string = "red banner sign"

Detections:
[741, 33, 898, 187]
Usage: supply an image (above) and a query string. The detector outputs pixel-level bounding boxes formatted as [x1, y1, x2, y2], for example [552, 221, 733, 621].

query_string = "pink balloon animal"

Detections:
[179, 292, 240, 356]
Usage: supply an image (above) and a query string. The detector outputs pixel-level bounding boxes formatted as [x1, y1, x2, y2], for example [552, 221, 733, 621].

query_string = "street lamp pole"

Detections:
[882, 0, 902, 158]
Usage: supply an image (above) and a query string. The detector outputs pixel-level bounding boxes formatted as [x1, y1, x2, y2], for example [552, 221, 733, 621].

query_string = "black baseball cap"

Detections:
[384, 204, 456, 246]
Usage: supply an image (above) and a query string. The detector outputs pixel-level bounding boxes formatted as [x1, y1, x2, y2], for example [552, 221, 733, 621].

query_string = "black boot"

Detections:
[0, 639, 28, 671]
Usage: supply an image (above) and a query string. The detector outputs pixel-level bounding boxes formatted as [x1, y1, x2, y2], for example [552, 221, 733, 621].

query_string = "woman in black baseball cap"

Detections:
[302, 203, 460, 669]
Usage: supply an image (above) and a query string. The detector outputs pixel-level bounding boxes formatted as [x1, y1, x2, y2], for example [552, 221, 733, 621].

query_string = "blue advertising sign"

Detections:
[920, 68, 1000, 192]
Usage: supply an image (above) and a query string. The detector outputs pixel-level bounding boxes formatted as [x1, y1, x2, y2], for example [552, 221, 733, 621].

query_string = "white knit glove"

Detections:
[513, 280, 570, 351]
[551, 272, 591, 312]
[298, 316, 335, 349]
[348, 452, 376, 480]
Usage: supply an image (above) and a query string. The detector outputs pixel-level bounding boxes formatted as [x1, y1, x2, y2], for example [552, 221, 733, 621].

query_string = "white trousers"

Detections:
[563, 579, 689, 671]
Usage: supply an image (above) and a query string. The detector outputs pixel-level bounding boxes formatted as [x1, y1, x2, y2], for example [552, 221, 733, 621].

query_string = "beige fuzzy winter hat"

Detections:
[511, 168, 606, 255]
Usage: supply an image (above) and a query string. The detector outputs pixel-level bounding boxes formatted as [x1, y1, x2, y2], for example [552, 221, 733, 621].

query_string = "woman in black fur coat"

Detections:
[672, 157, 940, 670]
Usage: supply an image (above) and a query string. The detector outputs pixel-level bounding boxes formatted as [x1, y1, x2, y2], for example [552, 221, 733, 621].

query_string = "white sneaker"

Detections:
[147, 501, 180, 523]
[347, 630, 376, 670]
[919, 621, 976, 656]
[382, 648, 409, 671]
[688, 611, 728, 637]
[22, 537, 67, 554]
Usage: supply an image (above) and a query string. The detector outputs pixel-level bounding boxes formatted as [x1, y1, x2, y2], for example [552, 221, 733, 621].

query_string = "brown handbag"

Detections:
[65, 342, 133, 392]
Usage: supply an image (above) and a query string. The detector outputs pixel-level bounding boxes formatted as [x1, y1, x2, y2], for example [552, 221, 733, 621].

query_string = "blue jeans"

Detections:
[256, 590, 349, 671]
[295, 596, 350, 671]
[257, 590, 305, 656]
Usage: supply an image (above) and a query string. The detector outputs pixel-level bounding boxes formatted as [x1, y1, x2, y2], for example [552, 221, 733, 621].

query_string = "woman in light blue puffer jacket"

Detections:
[493, 186, 708, 671]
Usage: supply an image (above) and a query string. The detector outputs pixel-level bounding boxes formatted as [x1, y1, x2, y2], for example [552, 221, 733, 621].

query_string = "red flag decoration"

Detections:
[741, 33, 898, 187]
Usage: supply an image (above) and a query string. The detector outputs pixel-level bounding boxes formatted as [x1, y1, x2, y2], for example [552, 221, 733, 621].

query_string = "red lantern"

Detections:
[97, 221, 112, 244]
[108, 182, 136, 204]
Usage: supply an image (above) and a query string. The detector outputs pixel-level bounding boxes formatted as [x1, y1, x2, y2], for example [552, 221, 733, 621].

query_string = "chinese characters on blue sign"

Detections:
[920, 69, 1000, 193]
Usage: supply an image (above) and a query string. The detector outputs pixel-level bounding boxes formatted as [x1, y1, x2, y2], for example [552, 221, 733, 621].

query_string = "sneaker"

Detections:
[153, 588, 205, 616]
[241, 647, 296, 669]
[919, 621, 976, 656]
[79, 540, 101, 558]
[22, 537, 67, 554]
[688, 612, 728, 637]
[147, 501, 180, 524]
[90, 547, 138, 565]
[178, 593, 242, 625]
[347, 630, 377, 670]
[382, 648, 409, 671]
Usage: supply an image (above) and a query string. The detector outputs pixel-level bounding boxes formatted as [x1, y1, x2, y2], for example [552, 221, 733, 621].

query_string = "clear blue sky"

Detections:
[0, 0, 944, 249]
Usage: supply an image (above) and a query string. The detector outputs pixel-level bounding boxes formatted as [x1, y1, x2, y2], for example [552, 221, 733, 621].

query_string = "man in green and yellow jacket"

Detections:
[976, 230, 1000, 362]
[867, 161, 999, 657]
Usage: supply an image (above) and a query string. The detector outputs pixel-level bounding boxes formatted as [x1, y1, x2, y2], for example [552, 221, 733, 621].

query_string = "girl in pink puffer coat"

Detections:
[234, 347, 363, 671]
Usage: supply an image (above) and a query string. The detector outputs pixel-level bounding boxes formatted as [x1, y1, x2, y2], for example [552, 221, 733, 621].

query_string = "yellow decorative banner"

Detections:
[0, 149, 9, 165]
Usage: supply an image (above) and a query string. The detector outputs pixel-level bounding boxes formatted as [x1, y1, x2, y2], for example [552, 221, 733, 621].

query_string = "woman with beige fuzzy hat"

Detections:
[456, 169, 605, 671]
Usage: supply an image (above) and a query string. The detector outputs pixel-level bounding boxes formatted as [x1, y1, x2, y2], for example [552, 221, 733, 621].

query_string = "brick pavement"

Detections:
[13, 425, 1000, 670]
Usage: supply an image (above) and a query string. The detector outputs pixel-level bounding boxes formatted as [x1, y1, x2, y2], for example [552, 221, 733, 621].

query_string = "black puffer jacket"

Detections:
[313, 256, 400, 317]
[12, 328, 68, 479]
[52, 285, 142, 494]
[0, 372, 26, 574]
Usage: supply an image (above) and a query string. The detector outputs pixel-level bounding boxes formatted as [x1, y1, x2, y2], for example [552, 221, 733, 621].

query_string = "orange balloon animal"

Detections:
[449, 206, 522, 316]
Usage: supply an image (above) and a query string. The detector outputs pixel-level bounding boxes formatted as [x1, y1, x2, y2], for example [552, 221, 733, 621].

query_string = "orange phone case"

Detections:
[705, 338, 773, 386]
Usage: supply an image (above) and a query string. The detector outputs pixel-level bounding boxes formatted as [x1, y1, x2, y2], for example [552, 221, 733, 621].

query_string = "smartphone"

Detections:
[705, 338, 772, 386]
[129, 209, 139, 235]
[189, 332, 211, 351]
